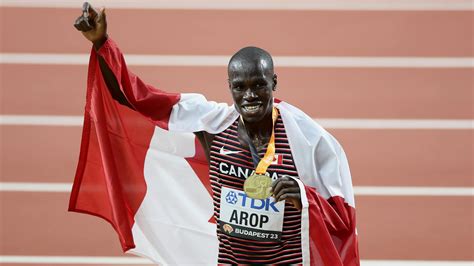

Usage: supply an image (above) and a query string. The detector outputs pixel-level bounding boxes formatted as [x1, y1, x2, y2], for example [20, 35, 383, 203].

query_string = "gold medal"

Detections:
[244, 173, 273, 199]
[241, 107, 279, 199]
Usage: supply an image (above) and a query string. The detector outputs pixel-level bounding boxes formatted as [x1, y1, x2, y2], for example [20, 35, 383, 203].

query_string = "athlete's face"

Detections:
[228, 59, 277, 123]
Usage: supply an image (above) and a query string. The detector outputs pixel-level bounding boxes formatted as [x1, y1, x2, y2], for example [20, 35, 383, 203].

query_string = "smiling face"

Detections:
[228, 47, 277, 123]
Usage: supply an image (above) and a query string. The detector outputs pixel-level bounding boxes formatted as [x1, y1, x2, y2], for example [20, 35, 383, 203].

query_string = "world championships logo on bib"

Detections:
[225, 191, 238, 204]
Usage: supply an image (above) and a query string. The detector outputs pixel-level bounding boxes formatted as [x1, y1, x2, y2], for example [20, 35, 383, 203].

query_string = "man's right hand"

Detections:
[74, 2, 107, 48]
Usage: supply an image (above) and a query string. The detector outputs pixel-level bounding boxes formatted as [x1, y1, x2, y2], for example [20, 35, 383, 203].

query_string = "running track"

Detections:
[0, 1, 473, 265]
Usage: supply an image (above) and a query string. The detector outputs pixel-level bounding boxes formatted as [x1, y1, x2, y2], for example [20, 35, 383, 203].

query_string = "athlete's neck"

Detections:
[240, 111, 273, 148]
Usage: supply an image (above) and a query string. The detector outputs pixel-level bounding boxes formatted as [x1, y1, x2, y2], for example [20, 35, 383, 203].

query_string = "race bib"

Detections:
[219, 186, 285, 242]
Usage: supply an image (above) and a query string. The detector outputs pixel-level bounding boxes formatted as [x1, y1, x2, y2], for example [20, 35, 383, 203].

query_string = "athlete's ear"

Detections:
[272, 74, 278, 91]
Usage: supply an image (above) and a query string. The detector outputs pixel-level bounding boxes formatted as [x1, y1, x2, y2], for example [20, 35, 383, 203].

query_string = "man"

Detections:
[71, 2, 359, 265]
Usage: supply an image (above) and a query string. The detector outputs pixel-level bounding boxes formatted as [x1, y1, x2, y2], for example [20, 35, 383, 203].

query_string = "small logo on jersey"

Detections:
[225, 191, 238, 204]
[271, 154, 284, 165]
[220, 146, 242, 155]
[222, 223, 234, 233]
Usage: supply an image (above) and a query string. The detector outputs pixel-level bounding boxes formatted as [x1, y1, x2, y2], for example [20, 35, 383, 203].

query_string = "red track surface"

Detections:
[1, 193, 473, 259]
[1, 5, 472, 263]
[2, 126, 472, 186]
[2, 65, 473, 119]
[2, 8, 472, 56]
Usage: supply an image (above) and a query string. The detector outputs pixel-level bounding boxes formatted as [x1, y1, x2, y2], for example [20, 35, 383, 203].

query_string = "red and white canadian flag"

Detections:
[271, 154, 284, 165]
[69, 38, 359, 265]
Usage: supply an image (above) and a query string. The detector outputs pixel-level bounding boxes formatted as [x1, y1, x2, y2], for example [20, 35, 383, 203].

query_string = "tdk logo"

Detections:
[239, 192, 279, 212]
[224, 189, 280, 212]
[225, 191, 238, 204]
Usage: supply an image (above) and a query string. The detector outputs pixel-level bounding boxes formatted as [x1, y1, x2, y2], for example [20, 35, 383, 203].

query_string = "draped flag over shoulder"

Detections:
[69, 38, 359, 265]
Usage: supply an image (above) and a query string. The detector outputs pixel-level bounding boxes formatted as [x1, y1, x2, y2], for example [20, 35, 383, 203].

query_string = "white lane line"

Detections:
[354, 186, 474, 196]
[0, 183, 72, 192]
[361, 261, 474, 266]
[1, 182, 473, 196]
[0, 256, 473, 265]
[316, 118, 474, 129]
[0, 115, 84, 126]
[1, 53, 473, 68]
[1, 0, 473, 11]
[1, 115, 473, 129]
[0, 256, 152, 264]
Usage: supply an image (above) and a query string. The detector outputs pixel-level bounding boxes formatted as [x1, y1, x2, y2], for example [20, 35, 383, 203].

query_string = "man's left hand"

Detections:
[272, 176, 302, 211]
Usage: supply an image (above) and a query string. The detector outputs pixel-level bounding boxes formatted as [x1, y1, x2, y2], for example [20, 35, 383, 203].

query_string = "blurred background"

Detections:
[0, 0, 473, 265]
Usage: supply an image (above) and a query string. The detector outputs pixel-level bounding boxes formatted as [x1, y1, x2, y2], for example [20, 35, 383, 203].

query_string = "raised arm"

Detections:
[74, 2, 216, 160]
[74, 2, 133, 109]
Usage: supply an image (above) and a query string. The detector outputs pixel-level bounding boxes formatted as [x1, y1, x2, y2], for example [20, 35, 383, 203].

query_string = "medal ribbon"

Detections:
[241, 107, 279, 175]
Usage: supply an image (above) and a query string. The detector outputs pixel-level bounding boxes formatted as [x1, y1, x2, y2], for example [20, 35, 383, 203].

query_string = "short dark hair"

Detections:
[228, 46, 274, 73]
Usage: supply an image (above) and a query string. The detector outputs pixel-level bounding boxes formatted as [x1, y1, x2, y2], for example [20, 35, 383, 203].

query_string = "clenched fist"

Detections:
[74, 2, 107, 48]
